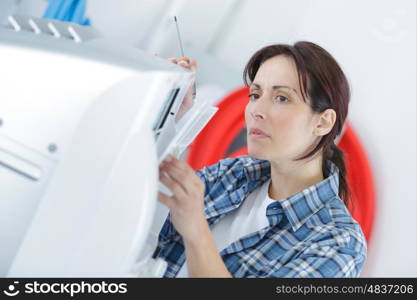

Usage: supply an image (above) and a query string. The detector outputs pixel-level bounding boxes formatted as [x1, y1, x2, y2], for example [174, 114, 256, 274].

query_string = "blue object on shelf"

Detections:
[43, 0, 90, 26]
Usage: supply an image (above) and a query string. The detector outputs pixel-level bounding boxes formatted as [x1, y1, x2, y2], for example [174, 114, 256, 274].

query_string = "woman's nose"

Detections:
[251, 111, 265, 120]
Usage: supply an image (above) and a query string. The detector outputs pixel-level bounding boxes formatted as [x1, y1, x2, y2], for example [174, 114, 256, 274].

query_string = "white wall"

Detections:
[12, 0, 417, 277]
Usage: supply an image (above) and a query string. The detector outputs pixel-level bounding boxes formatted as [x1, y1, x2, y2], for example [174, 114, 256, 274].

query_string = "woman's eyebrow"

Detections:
[251, 83, 298, 95]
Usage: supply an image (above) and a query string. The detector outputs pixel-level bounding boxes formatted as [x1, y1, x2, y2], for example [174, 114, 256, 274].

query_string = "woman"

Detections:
[154, 41, 367, 278]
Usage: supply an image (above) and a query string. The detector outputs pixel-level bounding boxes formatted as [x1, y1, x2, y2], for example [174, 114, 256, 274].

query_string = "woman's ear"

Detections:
[314, 108, 336, 136]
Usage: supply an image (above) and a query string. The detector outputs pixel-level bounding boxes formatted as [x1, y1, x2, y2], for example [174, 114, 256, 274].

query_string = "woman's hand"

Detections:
[158, 154, 206, 241]
[166, 57, 197, 123]
[158, 155, 232, 277]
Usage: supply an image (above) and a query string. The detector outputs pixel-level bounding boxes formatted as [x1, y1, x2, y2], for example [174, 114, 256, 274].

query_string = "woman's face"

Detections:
[245, 55, 320, 162]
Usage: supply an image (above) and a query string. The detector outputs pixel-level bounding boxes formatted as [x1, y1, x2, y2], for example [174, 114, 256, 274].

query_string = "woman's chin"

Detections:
[247, 148, 269, 160]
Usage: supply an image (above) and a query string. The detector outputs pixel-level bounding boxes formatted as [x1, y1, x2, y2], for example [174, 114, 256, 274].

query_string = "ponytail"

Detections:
[324, 142, 350, 206]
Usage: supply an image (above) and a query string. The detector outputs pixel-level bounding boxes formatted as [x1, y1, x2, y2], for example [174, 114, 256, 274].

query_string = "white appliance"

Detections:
[0, 15, 216, 277]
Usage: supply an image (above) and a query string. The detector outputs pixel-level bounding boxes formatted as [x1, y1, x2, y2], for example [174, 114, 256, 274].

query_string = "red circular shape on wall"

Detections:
[187, 87, 375, 242]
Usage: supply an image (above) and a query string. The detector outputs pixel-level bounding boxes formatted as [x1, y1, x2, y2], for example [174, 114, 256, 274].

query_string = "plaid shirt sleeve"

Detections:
[195, 158, 239, 192]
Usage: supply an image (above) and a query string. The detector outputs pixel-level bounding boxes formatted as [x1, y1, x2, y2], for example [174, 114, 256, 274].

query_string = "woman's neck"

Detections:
[268, 155, 324, 201]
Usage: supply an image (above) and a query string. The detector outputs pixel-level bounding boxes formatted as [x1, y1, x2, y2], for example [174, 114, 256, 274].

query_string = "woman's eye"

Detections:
[248, 93, 289, 103]
[248, 93, 259, 101]
[275, 95, 289, 103]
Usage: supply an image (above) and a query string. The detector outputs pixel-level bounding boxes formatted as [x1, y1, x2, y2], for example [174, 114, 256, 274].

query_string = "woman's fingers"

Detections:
[177, 60, 189, 68]
[159, 169, 187, 198]
[157, 191, 174, 210]
[166, 57, 197, 72]
[160, 160, 187, 184]
[167, 57, 178, 64]
[178, 58, 197, 72]
[163, 155, 192, 172]
[161, 159, 197, 192]
[187, 58, 197, 72]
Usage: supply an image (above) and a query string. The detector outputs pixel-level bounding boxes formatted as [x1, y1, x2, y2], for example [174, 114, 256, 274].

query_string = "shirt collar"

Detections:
[243, 157, 340, 232]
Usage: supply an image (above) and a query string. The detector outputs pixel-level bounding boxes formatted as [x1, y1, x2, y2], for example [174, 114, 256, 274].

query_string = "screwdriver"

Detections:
[174, 16, 196, 98]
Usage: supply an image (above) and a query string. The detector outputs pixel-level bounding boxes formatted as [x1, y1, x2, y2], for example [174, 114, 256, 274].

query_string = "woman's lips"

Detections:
[249, 132, 270, 139]
[249, 128, 271, 138]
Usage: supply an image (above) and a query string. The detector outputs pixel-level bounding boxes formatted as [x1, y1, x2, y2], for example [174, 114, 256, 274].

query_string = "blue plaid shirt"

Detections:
[152, 156, 367, 277]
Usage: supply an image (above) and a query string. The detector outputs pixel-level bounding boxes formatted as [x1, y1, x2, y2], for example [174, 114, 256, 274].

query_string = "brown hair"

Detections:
[243, 41, 350, 205]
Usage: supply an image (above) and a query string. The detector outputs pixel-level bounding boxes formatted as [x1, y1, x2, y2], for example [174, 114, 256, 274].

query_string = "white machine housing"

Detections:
[0, 16, 196, 277]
